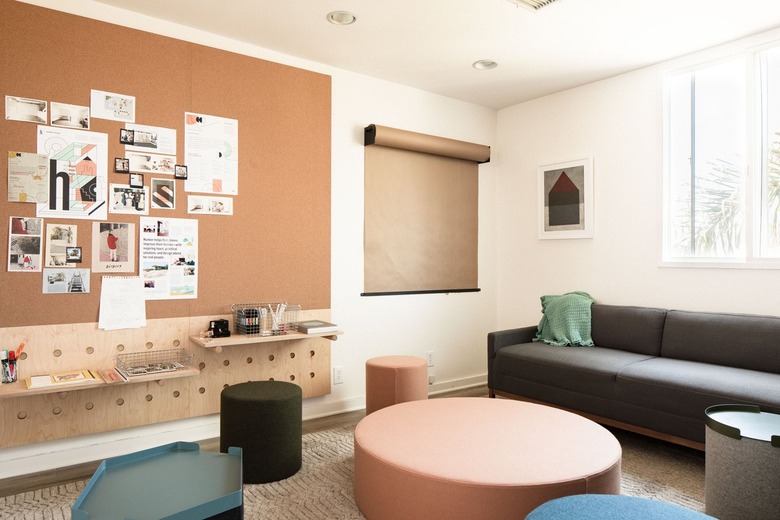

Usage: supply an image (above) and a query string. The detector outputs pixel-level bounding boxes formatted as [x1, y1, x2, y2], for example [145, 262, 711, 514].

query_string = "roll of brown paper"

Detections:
[365, 124, 490, 163]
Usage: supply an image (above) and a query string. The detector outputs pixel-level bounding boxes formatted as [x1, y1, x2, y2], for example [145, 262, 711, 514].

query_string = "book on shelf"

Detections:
[26, 369, 101, 389]
[293, 320, 339, 334]
[97, 367, 127, 384]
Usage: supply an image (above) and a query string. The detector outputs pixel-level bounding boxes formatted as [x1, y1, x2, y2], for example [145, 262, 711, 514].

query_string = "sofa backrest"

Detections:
[591, 304, 667, 356]
[661, 310, 780, 374]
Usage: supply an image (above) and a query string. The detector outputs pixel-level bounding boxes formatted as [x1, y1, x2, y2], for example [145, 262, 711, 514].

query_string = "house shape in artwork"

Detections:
[548, 171, 580, 226]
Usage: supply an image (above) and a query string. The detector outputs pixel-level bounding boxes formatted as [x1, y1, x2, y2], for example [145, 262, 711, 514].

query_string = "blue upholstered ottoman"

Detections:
[525, 494, 715, 519]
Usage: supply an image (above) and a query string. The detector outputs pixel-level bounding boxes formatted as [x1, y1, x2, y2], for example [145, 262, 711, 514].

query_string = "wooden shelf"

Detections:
[190, 331, 343, 351]
[0, 367, 201, 400]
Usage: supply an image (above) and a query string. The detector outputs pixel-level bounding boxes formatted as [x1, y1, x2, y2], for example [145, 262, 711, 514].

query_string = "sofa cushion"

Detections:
[590, 304, 667, 356]
[533, 291, 595, 346]
[615, 357, 780, 421]
[493, 342, 653, 399]
[661, 310, 780, 374]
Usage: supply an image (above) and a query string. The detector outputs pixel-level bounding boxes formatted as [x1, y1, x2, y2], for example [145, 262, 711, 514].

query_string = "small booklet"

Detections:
[27, 369, 101, 389]
[294, 320, 339, 334]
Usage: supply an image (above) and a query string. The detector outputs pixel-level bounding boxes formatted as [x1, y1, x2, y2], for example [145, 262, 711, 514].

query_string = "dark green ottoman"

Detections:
[220, 381, 302, 484]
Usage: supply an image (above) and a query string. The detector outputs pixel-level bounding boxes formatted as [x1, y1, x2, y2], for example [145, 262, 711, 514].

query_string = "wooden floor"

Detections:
[0, 385, 488, 497]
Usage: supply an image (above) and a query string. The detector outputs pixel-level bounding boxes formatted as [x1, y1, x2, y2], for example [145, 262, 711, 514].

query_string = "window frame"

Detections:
[661, 41, 780, 270]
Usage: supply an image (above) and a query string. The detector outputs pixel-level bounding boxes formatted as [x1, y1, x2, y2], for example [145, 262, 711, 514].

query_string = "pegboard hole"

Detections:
[223, 360, 230, 367]
[19, 352, 27, 360]
[310, 372, 315, 378]
[246, 357, 253, 364]
[53, 349, 62, 357]
[223, 384, 230, 390]
[145, 342, 154, 349]
[116, 344, 125, 352]
[86, 346, 95, 355]
[85, 402, 94, 410]
[173, 339, 181, 347]
[17, 411, 27, 420]
[289, 375, 296, 381]
[173, 391, 180, 398]
[310, 350, 315, 357]
[268, 355, 275, 361]
[116, 398, 125, 406]
[52, 407, 62, 415]
[198, 387, 206, 394]
[199, 362, 206, 370]
[269, 377, 275, 381]
[289, 352, 296, 359]
[145, 394, 153, 402]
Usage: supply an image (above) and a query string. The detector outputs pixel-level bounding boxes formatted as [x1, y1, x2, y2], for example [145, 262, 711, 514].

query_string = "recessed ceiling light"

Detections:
[473, 59, 498, 70]
[327, 11, 357, 25]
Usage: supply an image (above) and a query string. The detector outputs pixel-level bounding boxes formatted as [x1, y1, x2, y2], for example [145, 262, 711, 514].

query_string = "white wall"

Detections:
[495, 28, 780, 330]
[2, 1, 497, 477]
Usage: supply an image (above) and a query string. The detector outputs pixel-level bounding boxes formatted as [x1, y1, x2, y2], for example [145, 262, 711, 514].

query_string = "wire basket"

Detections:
[115, 349, 194, 378]
[232, 302, 301, 336]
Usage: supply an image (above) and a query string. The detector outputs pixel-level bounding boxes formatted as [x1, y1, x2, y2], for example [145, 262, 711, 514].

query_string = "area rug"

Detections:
[0, 425, 705, 519]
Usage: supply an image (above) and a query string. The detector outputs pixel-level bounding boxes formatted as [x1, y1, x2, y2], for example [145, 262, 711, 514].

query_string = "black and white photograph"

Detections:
[45, 223, 77, 267]
[114, 157, 130, 173]
[42, 268, 90, 294]
[5, 95, 47, 123]
[127, 152, 176, 174]
[119, 128, 134, 144]
[109, 184, 149, 215]
[129, 173, 144, 188]
[174, 164, 188, 179]
[50, 102, 90, 129]
[65, 246, 82, 263]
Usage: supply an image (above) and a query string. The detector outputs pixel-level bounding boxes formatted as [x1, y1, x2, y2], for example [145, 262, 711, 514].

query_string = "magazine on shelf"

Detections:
[26, 369, 101, 389]
[293, 320, 339, 334]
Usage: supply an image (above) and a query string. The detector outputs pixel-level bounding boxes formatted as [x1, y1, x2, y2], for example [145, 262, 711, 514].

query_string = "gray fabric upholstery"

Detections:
[590, 304, 667, 356]
[661, 310, 780, 374]
[487, 304, 780, 446]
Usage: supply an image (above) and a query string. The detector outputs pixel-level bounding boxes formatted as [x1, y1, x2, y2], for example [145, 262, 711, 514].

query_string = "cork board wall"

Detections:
[0, 0, 332, 328]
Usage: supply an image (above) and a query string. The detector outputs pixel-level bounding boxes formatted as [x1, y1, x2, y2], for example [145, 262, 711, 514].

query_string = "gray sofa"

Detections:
[487, 304, 780, 449]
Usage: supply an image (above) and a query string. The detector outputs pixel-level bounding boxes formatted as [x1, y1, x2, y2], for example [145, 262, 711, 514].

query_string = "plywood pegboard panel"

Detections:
[0, 311, 332, 448]
[0, 0, 332, 328]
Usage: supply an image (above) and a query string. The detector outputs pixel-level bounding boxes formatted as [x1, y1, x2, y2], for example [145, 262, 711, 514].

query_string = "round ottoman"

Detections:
[220, 380, 302, 483]
[526, 494, 716, 519]
[354, 398, 622, 520]
[365, 355, 427, 415]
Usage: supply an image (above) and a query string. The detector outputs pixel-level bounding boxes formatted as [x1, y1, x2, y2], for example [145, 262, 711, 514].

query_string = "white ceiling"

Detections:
[93, 0, 780, 109]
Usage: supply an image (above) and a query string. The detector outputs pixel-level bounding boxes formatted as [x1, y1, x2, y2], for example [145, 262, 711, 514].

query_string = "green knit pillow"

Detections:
[533, 291, 595, 346]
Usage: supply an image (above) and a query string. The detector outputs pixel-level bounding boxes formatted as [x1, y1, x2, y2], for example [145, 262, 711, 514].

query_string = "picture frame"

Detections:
[129, 173, 144, 188]
[65, 246, 82, 263]
[174, 164, 188, 179]
[114, 157, 130, 173]
[119, 128, 134, 145]
[538, 156, 593, 239]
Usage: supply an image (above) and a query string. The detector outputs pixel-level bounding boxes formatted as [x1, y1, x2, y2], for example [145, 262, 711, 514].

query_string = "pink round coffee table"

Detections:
[353, 398, 621, 520]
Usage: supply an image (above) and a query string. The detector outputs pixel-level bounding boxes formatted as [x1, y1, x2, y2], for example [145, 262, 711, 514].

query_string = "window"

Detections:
[663, 43, 780, 266]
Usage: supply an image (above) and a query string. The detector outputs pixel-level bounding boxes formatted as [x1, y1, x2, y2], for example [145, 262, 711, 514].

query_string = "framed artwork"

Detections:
[538, 156, 593, 239]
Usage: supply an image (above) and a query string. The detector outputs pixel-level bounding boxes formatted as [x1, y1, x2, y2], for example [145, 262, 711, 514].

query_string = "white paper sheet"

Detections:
[99, 276, 146, 330]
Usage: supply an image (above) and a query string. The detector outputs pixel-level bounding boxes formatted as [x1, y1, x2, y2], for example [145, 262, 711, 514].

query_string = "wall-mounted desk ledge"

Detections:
[190, 331, 343, 352]
[0, 367, 201, 400]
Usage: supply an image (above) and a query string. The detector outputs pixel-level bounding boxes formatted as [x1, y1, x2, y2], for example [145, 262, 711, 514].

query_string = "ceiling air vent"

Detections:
[507, 0, 561, 11]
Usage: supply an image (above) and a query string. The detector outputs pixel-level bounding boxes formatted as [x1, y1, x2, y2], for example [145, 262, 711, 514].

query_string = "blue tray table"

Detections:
[72, 441, 243, 520]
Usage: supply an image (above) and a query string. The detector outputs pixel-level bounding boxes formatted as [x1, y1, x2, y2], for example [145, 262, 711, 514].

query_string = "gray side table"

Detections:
[705, 404, 780, 520]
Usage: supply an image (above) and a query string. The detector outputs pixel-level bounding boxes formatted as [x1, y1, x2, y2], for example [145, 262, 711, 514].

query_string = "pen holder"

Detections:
[1, 354, 17, 383]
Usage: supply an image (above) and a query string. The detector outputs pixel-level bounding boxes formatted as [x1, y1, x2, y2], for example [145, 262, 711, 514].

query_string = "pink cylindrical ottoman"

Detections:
[354, 398, 622, 520]
[365, 356, 428, 415]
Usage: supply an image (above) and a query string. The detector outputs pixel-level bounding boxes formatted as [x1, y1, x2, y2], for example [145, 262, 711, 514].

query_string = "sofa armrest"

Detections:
[487, 326, 537, 360]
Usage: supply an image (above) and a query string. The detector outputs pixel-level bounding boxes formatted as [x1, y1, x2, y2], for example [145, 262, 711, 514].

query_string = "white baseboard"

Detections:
[0, 374, 487, 480]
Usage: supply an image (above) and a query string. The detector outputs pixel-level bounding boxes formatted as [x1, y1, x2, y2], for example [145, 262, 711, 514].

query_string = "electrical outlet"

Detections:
[333, 366, 344, 384]
[426, 351, 434, 367]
